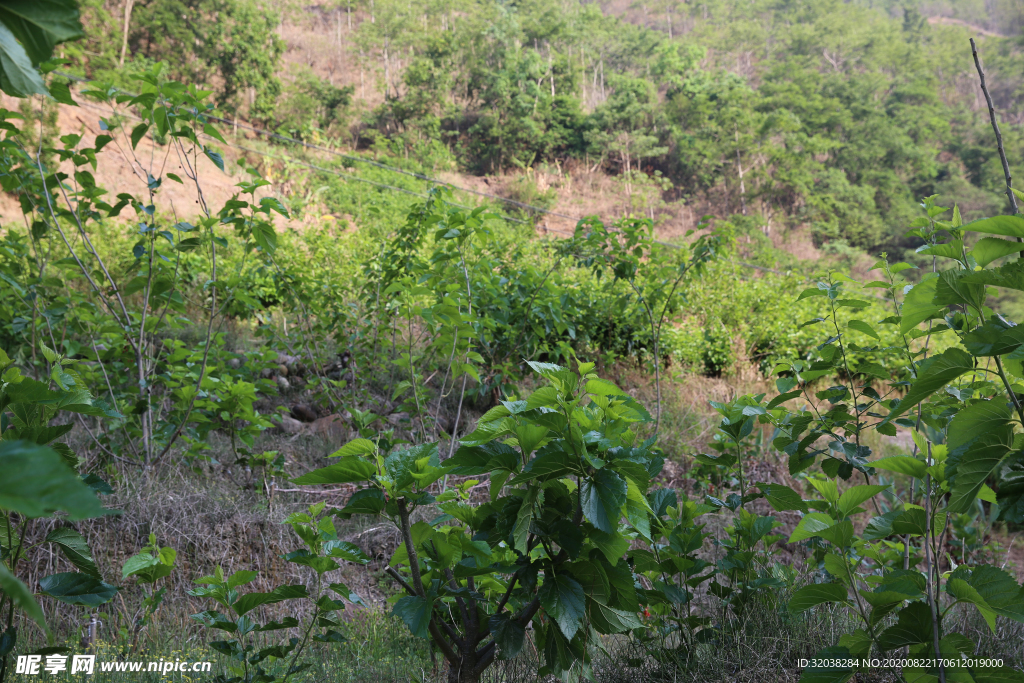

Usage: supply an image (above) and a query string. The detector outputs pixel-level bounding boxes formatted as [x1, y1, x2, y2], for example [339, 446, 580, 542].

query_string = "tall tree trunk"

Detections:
[120, 0, 134, 66]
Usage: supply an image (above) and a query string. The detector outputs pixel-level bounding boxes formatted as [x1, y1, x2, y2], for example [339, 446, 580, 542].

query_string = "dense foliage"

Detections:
[63, 0, 1024, 257]
[1, 5, 1024, 683]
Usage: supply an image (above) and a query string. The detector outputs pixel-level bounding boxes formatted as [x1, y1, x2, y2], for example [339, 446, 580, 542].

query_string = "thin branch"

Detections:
[970, 39, 1020, 224]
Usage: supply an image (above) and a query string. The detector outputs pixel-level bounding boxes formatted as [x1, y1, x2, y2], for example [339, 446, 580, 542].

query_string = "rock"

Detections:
[228, 358, 241, 369]
[312, 414, 349, 444]
[276, 376, 291, 392]
[291, 404, 318, 423]
[275, 415, 304, 434]
[276, 352, 300, 366]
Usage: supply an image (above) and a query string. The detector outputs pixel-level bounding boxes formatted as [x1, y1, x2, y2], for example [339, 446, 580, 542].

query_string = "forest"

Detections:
[0, 0, 1023, 682]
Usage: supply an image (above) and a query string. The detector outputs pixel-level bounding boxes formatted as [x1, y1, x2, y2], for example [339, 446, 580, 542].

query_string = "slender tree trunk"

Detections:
[120, 0, 134, 66]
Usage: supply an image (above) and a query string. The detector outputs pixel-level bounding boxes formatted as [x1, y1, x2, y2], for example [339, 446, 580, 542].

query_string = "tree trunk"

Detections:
[446, 655, 480, 683]
[120, 0, 134, 66]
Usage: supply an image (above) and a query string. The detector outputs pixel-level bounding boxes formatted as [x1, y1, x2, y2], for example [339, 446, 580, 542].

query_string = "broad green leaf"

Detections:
[539, 574, 585, 639]
[39, 572, 117, 607]
[882, 349, 974, 424]
[580, 469, 627, 533]
[961, 215, 1024, 239]
[972, 237, 1024, 267]
[876, 602, 934, 650]
[489, 613, 525, 660]
[756, 482, 807, 512]
[788, 513, 836, 543]
[900, 275, 942, 333]
[955, 565, 1024, 623]
[946, 578, 996, 632]
[291, 458, 376, 485]
[513, 490, 536, 554]
[0, 561, 47, 635]
[45, 528, 100, 579]
[324, 541, 370, 564]
[334, 489, 386, 519]
[789, 583, 849, 612]
[392, 595, 433, 639]
[837, 485, 887, 517]
[818, 520, 854, 547]
[585, 379, 625, 397]
[232, 585, 308, 616]
[0, 440, 113, 520]
[0, 22, 46, 97]
[948, 440, 1012, 514]
[870, 456, 927, 478]
[329, 439, 375, 458]
[961, 258, 1024, 292]
[847, 320, 879, 340]
[962, 321, 1024, 357]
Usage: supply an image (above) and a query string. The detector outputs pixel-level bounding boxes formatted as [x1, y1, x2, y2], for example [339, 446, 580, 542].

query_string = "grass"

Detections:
[6, 363, 1022, 683]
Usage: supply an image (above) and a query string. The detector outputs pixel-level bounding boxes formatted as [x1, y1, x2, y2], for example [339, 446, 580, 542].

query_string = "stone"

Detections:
[291, 404, 318, 423]
[312, 413, 349, 443]
[275, 415, 304, 434]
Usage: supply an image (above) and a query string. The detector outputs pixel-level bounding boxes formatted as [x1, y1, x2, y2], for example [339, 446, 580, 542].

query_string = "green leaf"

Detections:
[961, 215, 1024, 239]
[204, 147, 225, 171]
[837, 485, 887, 517]
[882, 349, 974, 424]
[489, 613, 526, 660]
[251, 222, 277, 254]
[962, 321, 1024, 357]
[512, 490, 536, 555]
[392, 595, 433, 639]
[948, 440, 1013, 514]
[585, 379, 625, 397]
[788, 513, 835, 543]
[788, 583, 849, 612]
[45, 528, 100, 579]
[817, 520, 854, 547]
[891, 508, 930, 537]
[946, 578, 997, 632]
[130, 123, 148, 149]
[900, 276, 942, 333]
[330, 439, 375, 458]
[756, 482, 807, 512]
[956, 565, 1024, 624]
[231, 585, 308, 616]
[961, 258, 1024, 292]
[581, 469, 627, 533]
[870, 456, 926, 478]
[48, 79, 75, 105]
[38, 572, 117, 607]
[334, 488, 386, 519]
[324, 541, 370, 565]
[0, 440, 113, 520]
[291, 458, 376, 485]
[972, 237, 1024, 267]
[539, 574, 586, 640]
[847, 320, 879, 340]
[0, 562, 47, 636]
[876, 601, 933, 650]
[0, 22, 45, 96]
